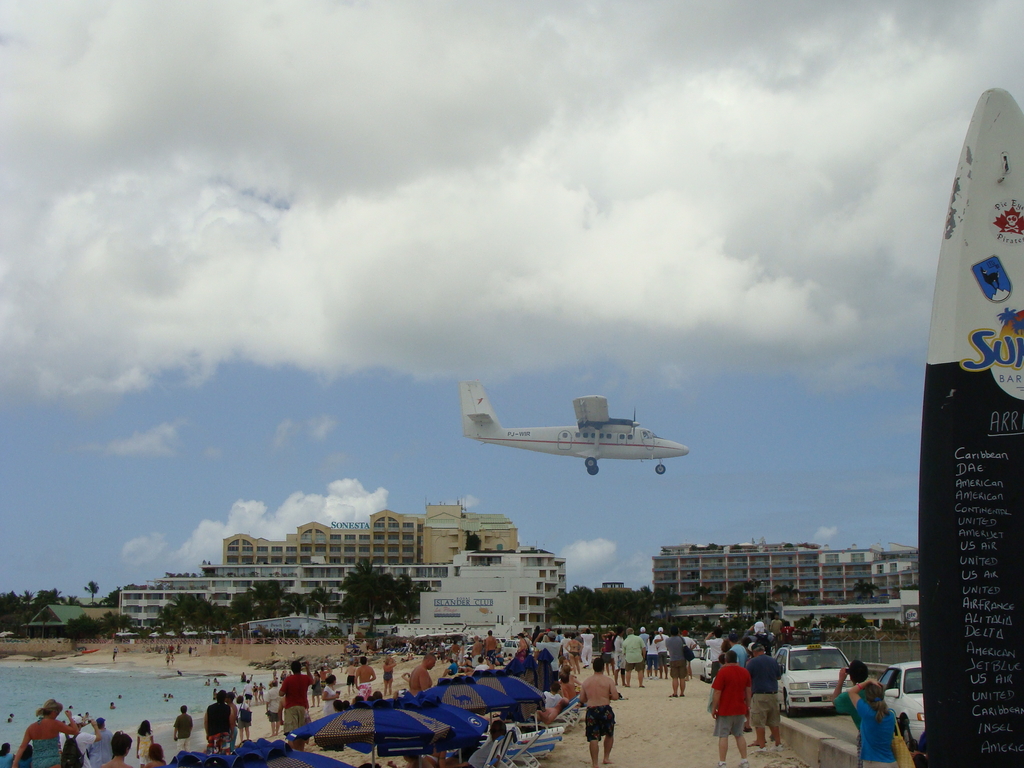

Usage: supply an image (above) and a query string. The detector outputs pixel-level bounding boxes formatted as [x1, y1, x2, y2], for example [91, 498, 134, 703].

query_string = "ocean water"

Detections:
[0, 662, 270, 757]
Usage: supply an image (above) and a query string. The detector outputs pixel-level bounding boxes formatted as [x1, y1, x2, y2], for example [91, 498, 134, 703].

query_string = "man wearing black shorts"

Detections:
[580, 658, 621, 768]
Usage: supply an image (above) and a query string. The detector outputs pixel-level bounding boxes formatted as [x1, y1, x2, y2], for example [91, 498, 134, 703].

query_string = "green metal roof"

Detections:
[27, 604, 86, 626]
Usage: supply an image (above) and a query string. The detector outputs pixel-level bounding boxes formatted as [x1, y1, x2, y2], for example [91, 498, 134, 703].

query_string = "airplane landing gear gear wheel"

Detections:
[587, 465, 599, 475]
[585, 457, 599, 475]
[655, 463, 666, 475]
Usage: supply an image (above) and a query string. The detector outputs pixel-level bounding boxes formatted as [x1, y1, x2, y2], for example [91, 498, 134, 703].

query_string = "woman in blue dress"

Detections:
[12, 700, 80, 768]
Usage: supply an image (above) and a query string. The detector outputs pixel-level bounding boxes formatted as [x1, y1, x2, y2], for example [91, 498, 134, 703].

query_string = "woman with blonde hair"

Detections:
[852, 680, 897, 767]
[12, 701, 80, 768]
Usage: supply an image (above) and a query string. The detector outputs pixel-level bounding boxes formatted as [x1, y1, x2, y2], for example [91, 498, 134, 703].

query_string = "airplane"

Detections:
[459, 380, 689, 475]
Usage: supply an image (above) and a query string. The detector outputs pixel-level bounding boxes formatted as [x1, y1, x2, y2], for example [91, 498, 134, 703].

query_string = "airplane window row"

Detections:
[575, 431, 635, 440]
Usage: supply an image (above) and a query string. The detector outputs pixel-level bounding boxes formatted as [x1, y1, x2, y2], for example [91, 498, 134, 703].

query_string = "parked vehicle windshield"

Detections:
[903, 668, 924, 694]
[788, 648, 848, 671]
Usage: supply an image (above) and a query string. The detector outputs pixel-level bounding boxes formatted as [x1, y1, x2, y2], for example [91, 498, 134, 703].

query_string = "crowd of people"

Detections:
[8, 620, 918, 768]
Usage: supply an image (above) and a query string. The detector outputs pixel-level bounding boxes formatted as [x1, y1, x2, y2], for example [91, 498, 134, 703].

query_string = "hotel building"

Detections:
[652, 540, 918, 604]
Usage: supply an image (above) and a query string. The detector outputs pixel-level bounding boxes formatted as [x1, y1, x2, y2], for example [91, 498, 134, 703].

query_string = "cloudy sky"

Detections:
[2, 1, 1022, 596]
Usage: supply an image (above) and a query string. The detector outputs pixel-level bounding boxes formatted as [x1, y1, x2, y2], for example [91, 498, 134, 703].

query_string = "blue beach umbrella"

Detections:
[169, 739, 356, 768]
[472, 669, 545, 722]
[419, 676, 518, 715]
[396, 695, 489, 752]
[288, 699, 453, 755]
[472, 670, 544, 705]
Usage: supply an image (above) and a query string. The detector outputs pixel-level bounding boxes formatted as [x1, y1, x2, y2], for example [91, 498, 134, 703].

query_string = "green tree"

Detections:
[853, 580, 878, 599]
[99, 588, 121, 608]
[283, 592, 309, 617]
[690, 585, 717, 609]
[100, 611, 133, 635]
[306, 587, 336, 619]
[465, 532, 481, 551]
[820, 615, 843, 630]
[248, 581, 286, 619]
[653, 587, 681, 620]
[231, 592, 257, 624]
[338, 561, 419, 631]
[725, 584, 747, 613]
[65, 615, 101, 640]
[549, 586, 599, 626]
[772, 584, 798, 607]
[85, 581, 100, 605]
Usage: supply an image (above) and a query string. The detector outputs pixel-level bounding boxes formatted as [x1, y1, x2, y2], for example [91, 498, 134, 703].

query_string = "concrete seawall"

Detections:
[781, 717, 860, 768]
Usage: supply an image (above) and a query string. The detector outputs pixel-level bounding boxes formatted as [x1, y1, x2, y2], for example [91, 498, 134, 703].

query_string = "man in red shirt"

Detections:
[710, 649, 752, 768]
[279, 660, 314, 735]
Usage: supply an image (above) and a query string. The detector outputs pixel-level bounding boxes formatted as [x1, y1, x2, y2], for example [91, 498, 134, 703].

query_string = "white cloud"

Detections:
[815, 526, 839, 543]
[319, 451, 349, 472]
[1, 3, 1021, 399]
[203, 446, 223, 460]
[83, 421, 182, 457]
[274, 416, 338, 449]
[561, 538, 617, 586]
[121, 532, 168, 565]
[120, 478, 389, 568]
[307, 415, 337, 442]
[273, 420, 301, 449]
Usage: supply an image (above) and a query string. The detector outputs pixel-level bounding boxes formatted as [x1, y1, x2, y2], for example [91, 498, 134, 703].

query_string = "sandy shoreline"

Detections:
[20, 652, 809, 768]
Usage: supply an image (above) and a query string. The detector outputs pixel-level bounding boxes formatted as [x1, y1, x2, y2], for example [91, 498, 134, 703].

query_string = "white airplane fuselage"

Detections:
[459, 381, 689, 474]
[479, 424, 688, 461]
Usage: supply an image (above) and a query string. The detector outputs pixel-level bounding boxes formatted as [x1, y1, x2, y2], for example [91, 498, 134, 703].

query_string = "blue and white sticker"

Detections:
[971, 256, 1013, 302]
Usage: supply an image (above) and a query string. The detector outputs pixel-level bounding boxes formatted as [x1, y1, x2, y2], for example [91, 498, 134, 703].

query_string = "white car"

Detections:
[879, 661, 925, 745]
[691, 645, 717, 684]
[774, 644, 851, 716]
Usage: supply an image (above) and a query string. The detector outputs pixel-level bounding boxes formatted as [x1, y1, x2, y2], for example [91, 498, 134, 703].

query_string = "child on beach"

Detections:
[345, 659, 358, 695]
[136, 722, 152, 763]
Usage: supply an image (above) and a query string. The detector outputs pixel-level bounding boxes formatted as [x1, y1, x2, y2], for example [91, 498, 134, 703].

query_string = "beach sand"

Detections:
[34, 653, 808, 768]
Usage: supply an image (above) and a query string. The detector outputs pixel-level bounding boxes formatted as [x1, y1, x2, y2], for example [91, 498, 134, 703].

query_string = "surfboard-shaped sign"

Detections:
[920, 89, 1024, 765]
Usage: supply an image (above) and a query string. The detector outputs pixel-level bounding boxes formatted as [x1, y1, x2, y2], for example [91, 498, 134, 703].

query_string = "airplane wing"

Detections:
[573, 395, 609, 427]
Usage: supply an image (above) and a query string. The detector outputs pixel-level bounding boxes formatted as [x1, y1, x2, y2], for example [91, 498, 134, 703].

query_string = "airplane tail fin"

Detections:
[460, 381, 503, 438]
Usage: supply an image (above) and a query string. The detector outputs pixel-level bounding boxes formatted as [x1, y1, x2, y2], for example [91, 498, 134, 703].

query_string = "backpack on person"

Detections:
[61, 735, 84, 768]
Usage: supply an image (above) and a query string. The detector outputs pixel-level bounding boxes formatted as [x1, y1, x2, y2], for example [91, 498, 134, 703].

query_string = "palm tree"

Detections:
[653, 587, 681, 620]
[283, 592, 309, 617]
[231, 592, 257, 624]
[248, 581, 285, 619]
[100, 611, 133, 636]
[342, 560, 384, 632]
[691, 585, 715, 608]
[549, 586, 598, 626]
[852, 580, 878, 600]
[84, 581, 100, 605]
[772, 584, 798, 610]
[306, 587, 336, 619]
